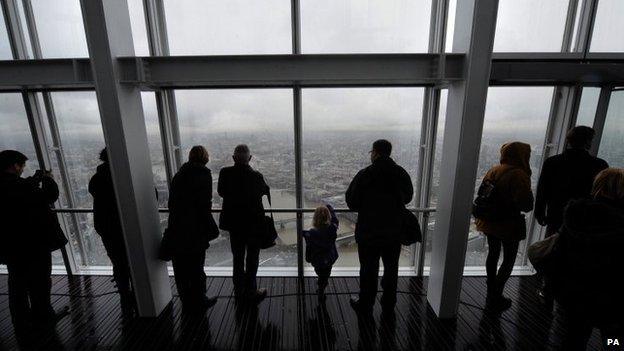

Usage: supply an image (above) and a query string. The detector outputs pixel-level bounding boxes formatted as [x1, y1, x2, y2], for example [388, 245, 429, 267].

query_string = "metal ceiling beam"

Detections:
[4, 55, 624, 91]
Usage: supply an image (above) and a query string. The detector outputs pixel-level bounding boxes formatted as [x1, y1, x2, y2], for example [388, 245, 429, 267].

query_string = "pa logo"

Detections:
[607, 338, 620, 347]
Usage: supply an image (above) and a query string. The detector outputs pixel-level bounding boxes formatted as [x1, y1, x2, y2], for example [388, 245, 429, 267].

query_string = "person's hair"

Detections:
[99, 148, 108, 162]
[566, 126, 595, 149]
[312, 205, 331, 229]
[0, 150, 28, 171]
[372, 139, 392, 157]
[591, 168, 624, 202]
[188, 145, 209, 164]
[233, 144, 251, 164]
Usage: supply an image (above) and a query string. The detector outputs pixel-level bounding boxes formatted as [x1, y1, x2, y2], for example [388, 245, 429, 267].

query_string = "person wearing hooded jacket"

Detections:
[475, 142, 534, 311]
[551, 168, 624, 350]
[168, 145, 219, 310]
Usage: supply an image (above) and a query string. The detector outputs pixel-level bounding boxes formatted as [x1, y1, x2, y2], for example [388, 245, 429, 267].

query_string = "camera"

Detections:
[34, 169, 52, 179]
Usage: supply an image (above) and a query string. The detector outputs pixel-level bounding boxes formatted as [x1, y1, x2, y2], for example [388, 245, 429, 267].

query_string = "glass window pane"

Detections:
[1, 7, 14, 59]
[0, 94, 38, 175]
[128, 0, 150, 56]
[466, 87, 553, 267]
[51, 91, 109, 266]
[444, 0, 456, 52]
[302, 88, 424, 267]
[175, 89, 296, 267]
[576, 87, 600, 127]
[494, 0, 569, 52]
[141, 92, 168, 207]
[31, 0, 88, 58]
[163, 0, 291, 55]
[590, 0, 624, 52]
[598, 90, 624, 168]
[424, 89, 447, 268]
[301, 0, 432, 53]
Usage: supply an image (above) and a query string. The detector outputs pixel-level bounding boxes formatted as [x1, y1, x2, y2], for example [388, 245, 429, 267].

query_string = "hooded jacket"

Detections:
[475, 142, 534, 241]
[553, 197, 624, 323]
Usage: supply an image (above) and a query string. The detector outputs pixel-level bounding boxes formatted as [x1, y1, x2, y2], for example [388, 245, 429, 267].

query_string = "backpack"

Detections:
[472, 169, 515, 221]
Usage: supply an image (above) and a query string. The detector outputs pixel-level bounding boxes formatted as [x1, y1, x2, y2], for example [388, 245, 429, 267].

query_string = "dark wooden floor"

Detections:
[0, 275, 602, 350]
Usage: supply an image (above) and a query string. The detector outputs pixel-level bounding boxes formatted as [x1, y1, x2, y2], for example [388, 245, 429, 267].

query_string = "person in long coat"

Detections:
[89, 148, 134, 309]
[475, 141, 534, 311]
[345, 139, 413, 314]
[0, 150, 64, 333]
[218, 144, 270, 303]
[168, 145, 218, 310]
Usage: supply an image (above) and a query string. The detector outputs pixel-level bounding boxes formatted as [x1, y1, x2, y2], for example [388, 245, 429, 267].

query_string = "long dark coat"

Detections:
[168, 162, 218, 252]
[535, 148, 608, 230]
[0, 172, 61, 262]
[345, 156, 413, 245]
[217, 164, 269, 241]
[89, 163, 123, 237]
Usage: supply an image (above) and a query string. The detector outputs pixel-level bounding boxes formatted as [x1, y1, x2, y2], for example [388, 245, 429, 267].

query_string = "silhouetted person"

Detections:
[218, 144, 269, 303]
[346, 139, 413, 314]
[535, 126, 608, 237]
[535, 126, 608, 299]
[303, 204, 339, 301]
[88, 148, 134, 310]
[552, 168, 624, 350]
[0, 150, 62, 332]
[168, 146, 218, 310]
[475, 142, 534, 311]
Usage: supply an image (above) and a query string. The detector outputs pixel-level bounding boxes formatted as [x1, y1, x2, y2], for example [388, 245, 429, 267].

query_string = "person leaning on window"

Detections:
[552, 168, 624, 351]
[0, 150, 66, 334]
[168, 145, 218, 311]
[475, 142, 534, 311]
[88, 148, 134, 313]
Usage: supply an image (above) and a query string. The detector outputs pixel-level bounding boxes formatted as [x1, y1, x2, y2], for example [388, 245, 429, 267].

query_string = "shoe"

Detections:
[349, 297, 373, 315]
[248, 288, 267, 304]
[200, 296, 218, 309]
[487, 295, 512, 312]
[317, 288, 326, 303]
[380, 295, 396, 311]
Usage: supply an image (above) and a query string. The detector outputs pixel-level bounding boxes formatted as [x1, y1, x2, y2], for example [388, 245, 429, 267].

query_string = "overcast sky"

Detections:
[1, 0, 622, 148]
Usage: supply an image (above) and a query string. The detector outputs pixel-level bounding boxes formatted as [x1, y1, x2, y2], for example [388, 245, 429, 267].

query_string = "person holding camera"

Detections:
[0, 150, 66, 333]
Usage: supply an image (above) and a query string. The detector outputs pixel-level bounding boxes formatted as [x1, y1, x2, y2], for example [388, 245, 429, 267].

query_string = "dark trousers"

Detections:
[314, 265, 332, 292]
[485, 236, 519, 296]
[172, 250, 207, 305]
[7, 252, 54, 327]
[101, 234, 132, 294]
[230, 234, 260, 293]
[358, 242, 401, 308]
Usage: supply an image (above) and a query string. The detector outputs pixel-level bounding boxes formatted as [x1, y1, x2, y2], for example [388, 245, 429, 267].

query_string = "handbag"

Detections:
[400, 208, 422, 246]
[528, 233, 560, 272]
[45, 205, 68, 251]
[158, 227, 176, 261]
[258, 193, 278, 249]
